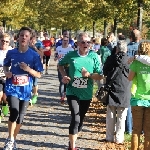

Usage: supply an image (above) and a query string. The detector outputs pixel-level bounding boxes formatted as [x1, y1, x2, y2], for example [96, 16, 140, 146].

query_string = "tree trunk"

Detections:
[137, 1, 143, 31]
[113, 18, 117, 37]
[93, 21, 95, 37]
[2, 20, 6, 32]
[84, 26, 87, 32]
[104, 20, 107, 38]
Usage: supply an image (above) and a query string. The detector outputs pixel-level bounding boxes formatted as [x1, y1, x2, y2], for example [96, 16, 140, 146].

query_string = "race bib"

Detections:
[0, 66, 5, 77]
[72, 77, 88, 88]
[12, 74, 29, 86]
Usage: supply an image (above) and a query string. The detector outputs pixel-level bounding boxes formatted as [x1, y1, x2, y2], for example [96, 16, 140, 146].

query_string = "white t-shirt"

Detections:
[0, 49, 9, 77]
[56, 46, 74, 62]
[0, 49, 9, 66]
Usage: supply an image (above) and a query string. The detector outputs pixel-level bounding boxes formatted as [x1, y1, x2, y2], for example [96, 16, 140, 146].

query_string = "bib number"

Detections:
[72, 77, 88, 88]
[12, 74, 29, 86]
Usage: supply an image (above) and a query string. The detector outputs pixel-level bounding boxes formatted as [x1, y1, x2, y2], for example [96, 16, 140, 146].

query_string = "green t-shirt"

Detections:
[97, 46, 111, 65]
[130, 60, 150, 107]
[59, 50, 102, 100]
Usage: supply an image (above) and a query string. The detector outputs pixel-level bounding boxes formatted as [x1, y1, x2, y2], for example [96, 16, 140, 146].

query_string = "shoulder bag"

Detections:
[96, 64, 124, 104]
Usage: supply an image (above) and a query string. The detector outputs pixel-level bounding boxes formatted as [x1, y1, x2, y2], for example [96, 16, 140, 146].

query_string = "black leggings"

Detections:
[7, 96, 29, 124]
[67, 95, 91, 135]
[43, 55, 50, 66]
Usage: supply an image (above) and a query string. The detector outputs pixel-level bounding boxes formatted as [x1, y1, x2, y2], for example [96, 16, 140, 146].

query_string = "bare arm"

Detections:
[3, 66, 12, 78]
[28, 68, 41, 78]
[81, 68, 104, 80]
[3, 66, 9, 73]
[89, 73, 104, 80]
[58, 65, 70, 84]
[128, 70, 135, 81]
[58, 65, 67, 77]
[19, 62, 41, 78]
[34, 47, 43, 58]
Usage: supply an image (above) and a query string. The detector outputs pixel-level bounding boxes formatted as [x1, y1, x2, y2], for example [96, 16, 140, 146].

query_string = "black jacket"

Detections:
[103, 52, 131, 107]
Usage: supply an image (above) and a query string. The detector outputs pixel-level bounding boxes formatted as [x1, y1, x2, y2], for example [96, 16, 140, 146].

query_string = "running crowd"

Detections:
[0, 27, 150, 150]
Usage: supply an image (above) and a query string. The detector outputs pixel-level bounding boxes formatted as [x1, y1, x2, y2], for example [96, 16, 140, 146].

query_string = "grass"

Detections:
[124, 133, 132, 142]
[93, 82, 98, 96]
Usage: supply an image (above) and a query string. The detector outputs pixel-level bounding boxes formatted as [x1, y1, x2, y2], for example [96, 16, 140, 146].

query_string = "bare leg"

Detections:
[33, 85, 38, 95]
[8, 121, 16, 140]
[0, 91, 3, 104]
[14, 124, 22, 140]
[69, 134, 78, 149]
[2, 93, 7, 104]
[46, 65, 48, 72]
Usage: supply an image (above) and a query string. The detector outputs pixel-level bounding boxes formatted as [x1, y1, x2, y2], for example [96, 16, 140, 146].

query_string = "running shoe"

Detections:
[13, 141, 18, 150]
[3, 139, 14, 150]
[68, 142, 80, 150]
[31, 95, 38, 104]
[45, 71, 49, 75]
[2, 105, 9, 116]
[60, 97, 65, 104]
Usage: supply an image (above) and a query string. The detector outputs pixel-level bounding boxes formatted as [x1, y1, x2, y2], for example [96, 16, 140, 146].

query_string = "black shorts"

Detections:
[43, 55, 50, 66]
[0, 78, 5, 92]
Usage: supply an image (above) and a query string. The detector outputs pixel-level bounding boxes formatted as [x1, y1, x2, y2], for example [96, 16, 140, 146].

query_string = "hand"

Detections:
[81, 67, 90, 78]
[5, 71, 12, 78]
[62, 76, 71, 84]
[54, 58, 57, 61]
[128, 57, 135, 64]
[19, 62, 31, 72]
[45, 46, 50, 50]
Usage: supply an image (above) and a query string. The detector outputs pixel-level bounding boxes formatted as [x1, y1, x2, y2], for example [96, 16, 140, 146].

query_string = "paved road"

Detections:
[0, 55, 104, 150]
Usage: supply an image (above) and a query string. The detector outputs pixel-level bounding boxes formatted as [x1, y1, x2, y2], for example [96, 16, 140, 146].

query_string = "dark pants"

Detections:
[57, 67, 69, 97]
[7, 96, 29, 124]
[125, 106, 133, 134]
[67, 95, 91, 135]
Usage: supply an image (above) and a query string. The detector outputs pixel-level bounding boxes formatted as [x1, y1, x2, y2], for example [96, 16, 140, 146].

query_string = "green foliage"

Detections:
[0, 0, 150, 35]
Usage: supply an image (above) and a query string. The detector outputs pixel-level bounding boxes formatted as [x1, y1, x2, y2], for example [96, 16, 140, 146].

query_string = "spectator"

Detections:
[128, 41, 150, 150]
[107, 32, 117, 52]
[125, 29, 141, 135]
[103, 40, 131, 144]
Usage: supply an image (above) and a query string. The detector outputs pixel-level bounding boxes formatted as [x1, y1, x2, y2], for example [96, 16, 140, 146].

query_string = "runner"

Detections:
[56, 30, 74, 48]
[58, 32, 103, 150]
[54, 36, 74, 104]
[3, 27, 43, 150]
[0, 33, 12, 123]
[42, 33, 52, 74]
[29, 34, 43, 105]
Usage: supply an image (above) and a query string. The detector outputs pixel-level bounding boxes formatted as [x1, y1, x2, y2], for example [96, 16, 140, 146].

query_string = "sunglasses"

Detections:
[63, 36, 69, 38]
[1, 40, 9, 43]
[63, 40, 68, 42]
[80, 41, 91, 44]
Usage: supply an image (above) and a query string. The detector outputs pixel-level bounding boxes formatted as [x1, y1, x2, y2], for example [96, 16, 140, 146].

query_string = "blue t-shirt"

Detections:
[56, 39, 74, 48]
[127, 42, 139, 57]
[35, 41, 43, 50]
[29, 41, 43, 52]
[4, 48, 43, 101]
